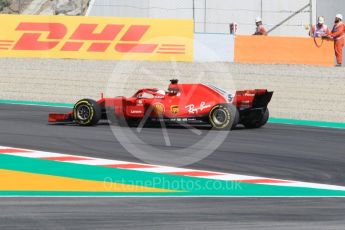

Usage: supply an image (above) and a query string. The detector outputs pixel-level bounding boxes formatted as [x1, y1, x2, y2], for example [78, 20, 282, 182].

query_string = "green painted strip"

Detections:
[269, 118, 345, 129]
[1, 98, 345, 129]
[1, 154, 345, 197]
[0, 99, 73, 108]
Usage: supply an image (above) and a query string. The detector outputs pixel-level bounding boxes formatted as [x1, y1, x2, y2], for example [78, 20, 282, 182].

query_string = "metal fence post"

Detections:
[204, 0, 207, 33]
[192, 0, 195, 32]
[80, 0, 84, 15]
[17, 0, 21, 13]
[309, 0, 313, 29]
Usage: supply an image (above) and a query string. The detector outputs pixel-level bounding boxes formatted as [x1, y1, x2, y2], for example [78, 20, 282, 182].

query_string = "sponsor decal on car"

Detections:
[227, 94, 234, 102]
[185, 102, 211, 114]
[130, 110, 143, 114]
[152, 102, 165, 115]
[170, 105, 179, 114]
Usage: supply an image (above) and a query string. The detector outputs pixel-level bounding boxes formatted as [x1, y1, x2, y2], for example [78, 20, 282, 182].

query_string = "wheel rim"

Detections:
[212, 109, 227, 125]
[77, 105, 90, 121]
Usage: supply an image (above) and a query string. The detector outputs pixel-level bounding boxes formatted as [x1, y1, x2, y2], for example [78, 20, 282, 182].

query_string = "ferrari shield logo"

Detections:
[171, 105, 179, 114]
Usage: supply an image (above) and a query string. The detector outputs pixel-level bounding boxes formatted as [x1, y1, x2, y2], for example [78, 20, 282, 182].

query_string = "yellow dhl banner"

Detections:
[0, 14, 193, 62]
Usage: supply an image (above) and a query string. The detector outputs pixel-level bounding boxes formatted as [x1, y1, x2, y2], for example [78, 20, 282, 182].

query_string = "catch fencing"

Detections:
[88, 0, 316, 36]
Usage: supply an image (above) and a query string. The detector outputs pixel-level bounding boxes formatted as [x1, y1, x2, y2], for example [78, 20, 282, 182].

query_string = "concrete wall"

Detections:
[234, 36, 334, 66]
[200, 34, 335, 66]
[88, 0, 315, 36]
[194, 33, 234, 62]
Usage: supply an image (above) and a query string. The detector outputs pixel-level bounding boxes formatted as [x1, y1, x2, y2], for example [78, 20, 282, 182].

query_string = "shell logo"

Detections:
[152, 103, 165, 116]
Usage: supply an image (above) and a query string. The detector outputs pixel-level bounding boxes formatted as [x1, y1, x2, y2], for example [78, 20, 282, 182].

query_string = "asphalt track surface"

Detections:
[1, 104, 345, 229]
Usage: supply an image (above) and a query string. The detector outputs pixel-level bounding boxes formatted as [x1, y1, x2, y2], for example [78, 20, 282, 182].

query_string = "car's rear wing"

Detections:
[252, 91, 273, 108]
[233, 89, 273, 109]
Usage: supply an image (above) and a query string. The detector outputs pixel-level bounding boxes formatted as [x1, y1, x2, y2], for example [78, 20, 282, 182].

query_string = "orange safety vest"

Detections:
[332, 21, 345, 40]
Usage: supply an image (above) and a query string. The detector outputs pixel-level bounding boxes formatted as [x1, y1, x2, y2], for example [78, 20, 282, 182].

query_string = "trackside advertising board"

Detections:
[0, 15, 193, 61]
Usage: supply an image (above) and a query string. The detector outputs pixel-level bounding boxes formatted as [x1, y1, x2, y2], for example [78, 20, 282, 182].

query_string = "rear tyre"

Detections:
[242, 108, 269, 129]
[232, 108, 240, 130]
[73, 99, 101, 126]
[209, 104, 238, 130]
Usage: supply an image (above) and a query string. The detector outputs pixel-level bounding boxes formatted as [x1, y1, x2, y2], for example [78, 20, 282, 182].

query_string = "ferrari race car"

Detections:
[48, 80, 273, 130]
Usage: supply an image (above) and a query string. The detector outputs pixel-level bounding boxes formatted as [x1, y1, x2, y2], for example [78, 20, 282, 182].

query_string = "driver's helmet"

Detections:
[168, 79, 180, 95]
[168, 87, 179, 95]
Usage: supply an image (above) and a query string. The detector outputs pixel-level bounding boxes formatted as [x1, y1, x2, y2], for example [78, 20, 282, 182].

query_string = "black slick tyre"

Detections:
[243, 108, 269, 129]
[73, 99, 101, 126]
[209, 104, 237, 130]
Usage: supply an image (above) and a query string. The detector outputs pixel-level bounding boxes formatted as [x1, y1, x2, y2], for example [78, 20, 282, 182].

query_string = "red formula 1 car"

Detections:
[49, 80, 273, 130]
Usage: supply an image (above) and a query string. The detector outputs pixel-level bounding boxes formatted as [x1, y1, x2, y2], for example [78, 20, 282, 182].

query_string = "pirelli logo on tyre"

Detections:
[0, 15, 193, 61]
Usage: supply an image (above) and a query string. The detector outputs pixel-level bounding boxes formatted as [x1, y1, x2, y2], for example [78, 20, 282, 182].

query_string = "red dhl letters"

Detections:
[12, 22, 158, 53]
[0, 15, 193, 61]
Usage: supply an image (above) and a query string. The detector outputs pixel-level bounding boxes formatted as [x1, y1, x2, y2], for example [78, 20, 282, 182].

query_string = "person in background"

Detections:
[253, 17, 268, 36]
[310, 16, 329, 37]
[329, 14, 345, 67]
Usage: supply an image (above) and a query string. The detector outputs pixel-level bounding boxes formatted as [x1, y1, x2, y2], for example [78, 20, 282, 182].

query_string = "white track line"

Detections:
[1, 145, 345, 191]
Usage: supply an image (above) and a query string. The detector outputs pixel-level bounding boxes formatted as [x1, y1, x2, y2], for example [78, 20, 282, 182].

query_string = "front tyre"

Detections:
[73, 99, 101, 126]
[209, 104, 237, 130]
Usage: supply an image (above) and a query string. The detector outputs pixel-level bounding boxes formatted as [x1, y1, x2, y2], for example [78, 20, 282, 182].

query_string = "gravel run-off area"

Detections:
[0, 58, 344, 122]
